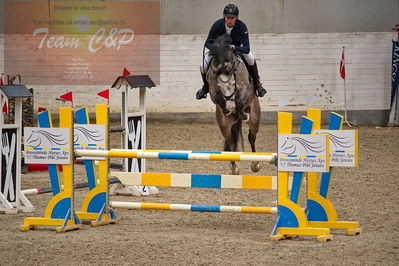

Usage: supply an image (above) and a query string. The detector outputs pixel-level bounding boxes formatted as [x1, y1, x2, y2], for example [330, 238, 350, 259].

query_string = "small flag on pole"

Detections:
[1, 95, 8, 114]
[123, 68, 131, 76]
[59, 91, 73, 108]
[340, 46, 353, 127]
[2, 102, 7, 114]
[97, 89, 110, 105]
[340, 47, 346, 79]
[38, 107, 47, 113]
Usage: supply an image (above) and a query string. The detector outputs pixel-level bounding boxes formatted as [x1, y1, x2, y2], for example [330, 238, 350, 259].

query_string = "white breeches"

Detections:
[200, 48, 255, 74]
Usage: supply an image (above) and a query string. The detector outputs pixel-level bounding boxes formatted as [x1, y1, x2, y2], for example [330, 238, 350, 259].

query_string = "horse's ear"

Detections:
[226, 35, 232, 44]
[221, 33, 232, 42]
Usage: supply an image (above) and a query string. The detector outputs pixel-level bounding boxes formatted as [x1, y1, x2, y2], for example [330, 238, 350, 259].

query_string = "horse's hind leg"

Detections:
[229, 121, 242, 175]
[248, 129, 260, 172]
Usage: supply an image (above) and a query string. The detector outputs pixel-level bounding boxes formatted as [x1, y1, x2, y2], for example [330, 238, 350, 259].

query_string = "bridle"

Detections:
[217, 72, 237, 100]
[210, 58, 239, 101]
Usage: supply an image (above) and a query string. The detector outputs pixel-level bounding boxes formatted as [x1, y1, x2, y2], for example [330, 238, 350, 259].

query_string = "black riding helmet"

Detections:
[223, 4, 239, 17]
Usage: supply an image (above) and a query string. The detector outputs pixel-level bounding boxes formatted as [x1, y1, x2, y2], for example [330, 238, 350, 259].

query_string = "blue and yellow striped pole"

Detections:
[111, 172, 281, 190]
[110, 201, 277, 214]
[75, 149, 277, 162]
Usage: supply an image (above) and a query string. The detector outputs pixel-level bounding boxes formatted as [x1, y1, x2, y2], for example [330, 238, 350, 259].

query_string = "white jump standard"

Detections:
[110, 74, 158, 196]
[0, 85, 34, 214]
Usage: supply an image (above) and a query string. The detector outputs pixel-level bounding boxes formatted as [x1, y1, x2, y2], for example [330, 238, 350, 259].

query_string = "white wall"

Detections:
[156, 32, 393, 114]
[0, 32, 395, 119]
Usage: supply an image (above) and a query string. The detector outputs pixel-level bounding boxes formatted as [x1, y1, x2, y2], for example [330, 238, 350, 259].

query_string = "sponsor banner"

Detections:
[4, 1, 160, 85]
[278, 134, 329, 172]
[74, 124, 106, 160]
[24, 127, 71, 164]
[314, 130, 358, 167]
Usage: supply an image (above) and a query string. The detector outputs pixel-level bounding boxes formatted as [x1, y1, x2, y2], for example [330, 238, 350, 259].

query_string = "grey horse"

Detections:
[207, 34, 261, 174]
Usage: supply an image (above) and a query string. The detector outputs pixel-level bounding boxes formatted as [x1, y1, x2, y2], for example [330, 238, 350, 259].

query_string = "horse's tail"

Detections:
[231, 119, 244, 152]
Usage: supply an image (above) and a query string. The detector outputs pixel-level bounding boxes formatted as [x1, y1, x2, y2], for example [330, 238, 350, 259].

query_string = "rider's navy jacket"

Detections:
[205, 18, 250, 54]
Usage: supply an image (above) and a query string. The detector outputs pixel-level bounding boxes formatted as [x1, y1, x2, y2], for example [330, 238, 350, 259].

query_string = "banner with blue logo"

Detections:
[389, 41, 399, 126]
[391, 41, 399, 106]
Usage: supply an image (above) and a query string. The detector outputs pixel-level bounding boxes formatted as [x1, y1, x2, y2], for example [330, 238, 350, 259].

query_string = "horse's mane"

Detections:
[209, 34, 233, 63]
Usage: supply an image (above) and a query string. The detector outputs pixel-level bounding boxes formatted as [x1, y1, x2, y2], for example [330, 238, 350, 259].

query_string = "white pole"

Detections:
[139, 87, 146, 172]
[342, 46, 354, 127]
[343, 73, 351, 127]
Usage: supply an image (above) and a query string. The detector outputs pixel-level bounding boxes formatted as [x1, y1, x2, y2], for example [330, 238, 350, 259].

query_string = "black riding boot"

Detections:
[196, 73, 209, 99]
[248, 62, 267, 97]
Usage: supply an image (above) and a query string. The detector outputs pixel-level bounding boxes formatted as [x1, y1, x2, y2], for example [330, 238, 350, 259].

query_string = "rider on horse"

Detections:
[196, 3, 267, 100]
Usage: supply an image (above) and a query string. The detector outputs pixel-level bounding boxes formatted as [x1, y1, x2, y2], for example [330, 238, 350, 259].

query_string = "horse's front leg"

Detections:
[224, 140, 240, 175]
[235, 99, 249, 122]
[213, 90, 231, 115]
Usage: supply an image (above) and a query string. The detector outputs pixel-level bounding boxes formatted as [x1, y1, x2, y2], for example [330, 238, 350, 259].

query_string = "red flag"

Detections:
[340, 47, 346, 79]
[97, 89, 109, 99]
[38, 107, 47, 113]
[0, 78, 3, 85]
[97, 89, 110, 105]
[123, 68, 131, 76]
[60, 91, 73, 102]
[1, 95, 7, 114]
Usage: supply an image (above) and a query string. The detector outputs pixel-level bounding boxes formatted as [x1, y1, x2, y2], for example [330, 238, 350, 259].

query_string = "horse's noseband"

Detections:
[217, 71, 237, 101]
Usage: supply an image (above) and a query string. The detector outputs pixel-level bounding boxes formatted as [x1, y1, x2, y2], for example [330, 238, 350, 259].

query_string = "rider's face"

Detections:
[224, 16, 237, 27]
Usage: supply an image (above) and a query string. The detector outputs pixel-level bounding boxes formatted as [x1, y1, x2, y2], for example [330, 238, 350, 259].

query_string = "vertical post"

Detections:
[0, 93, 3, 206]
[139, 87, 146, 171]
[59, 107, 74, 221]
[343, 71, 351, 127]
[276, 112, 292, 200]
[306, 109, 321, 199]
[0, 92, 4, 124]
[14, 98, 22, 208]
[97, 104, 110, 216]
[122, 86, 128, 170]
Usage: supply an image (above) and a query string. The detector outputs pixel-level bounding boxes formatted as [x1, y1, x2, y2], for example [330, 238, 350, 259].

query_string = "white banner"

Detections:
[24, 127, 71, 164]
[74, 124, 106, 160]
[314, 130, 358, 167]
[278, 134, 329, 172]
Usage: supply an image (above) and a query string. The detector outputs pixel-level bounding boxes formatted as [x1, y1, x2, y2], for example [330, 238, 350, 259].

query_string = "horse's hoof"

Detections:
[229, 167, 240, 175]
[251, 162, 260, 172]
[242, 113, 250, 122]
[237, 112, 250, 122]
[223, 108, 232, 116]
